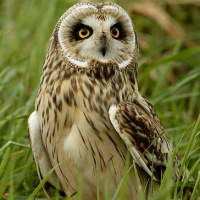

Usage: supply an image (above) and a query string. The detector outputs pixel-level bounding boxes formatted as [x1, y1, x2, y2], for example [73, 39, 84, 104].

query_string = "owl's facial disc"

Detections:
[57, 3, 138, 68]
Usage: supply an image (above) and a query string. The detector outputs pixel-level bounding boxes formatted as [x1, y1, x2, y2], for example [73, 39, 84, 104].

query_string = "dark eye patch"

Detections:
[72, 23, 93, 40]
[110, 22, 126, 40]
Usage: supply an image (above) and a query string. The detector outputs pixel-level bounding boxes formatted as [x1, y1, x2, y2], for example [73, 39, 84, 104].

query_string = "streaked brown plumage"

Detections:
[28, 2, 191, 200]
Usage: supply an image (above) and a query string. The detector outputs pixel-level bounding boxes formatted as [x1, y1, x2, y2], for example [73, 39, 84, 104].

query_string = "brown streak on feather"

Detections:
[99, 106, 106, 121]
[88, 140, 96, 171]
[105, 132, 124, 162]
[77, 126, 88, 150]
[71, 78, 78, 92]
[56, 99, 63, 112]
[111, 158, 117, 175]
[102, 121, 110, 131]
[56, 85, 61, 94]
[84, 81, 94, 94]
[83, 113, 103, 141]
[54, 109, 57, 124]
[64, 113, 68, 127]
[52, 125, 56, 138]
[36, 97, 41, 111]
[63, 91, 72, 106]
[95, 141, 106, 169]
[79, 84, 87, 98]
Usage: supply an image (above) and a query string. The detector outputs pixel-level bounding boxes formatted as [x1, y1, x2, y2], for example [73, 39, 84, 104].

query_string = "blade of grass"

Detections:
[150, 150, 154, 198]
[151, 70, 200, 105]
[112, 154, 131, 200]
[0, 158, 13, 195]
[174, 114, 200, 199]
[76, 171, 82, 200]
[172, 123, 195, 162]
[112, 178, 123, 200]
[140, 45, 200, 80]
[119, 153, 130, 200]
[0, 141, 30, 152]
[0, 147, 10, 177]
[0, 115, 29, 122]
[178, 157, 200, 196]
[27, 160, 65, 200]
[190, 170, 200, 200]
[162, 92, 200, 104]
[159, 148, 174, 199]
[149, 184, 172, 200]
[133, 163, 144, 200]
[96, 161, 100, 200]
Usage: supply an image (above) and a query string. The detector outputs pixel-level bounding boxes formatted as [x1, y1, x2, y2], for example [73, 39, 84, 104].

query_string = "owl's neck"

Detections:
[38, 65, 137, 114]
[39, 48, 138, 92]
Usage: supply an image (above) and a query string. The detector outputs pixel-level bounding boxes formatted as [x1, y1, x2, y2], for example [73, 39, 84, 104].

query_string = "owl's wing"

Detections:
[28, 111, 65, 197]
[109, 99, 180, 181]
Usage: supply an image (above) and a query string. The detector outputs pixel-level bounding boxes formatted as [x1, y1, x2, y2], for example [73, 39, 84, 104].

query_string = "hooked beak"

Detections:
[100, 35, 107, 57]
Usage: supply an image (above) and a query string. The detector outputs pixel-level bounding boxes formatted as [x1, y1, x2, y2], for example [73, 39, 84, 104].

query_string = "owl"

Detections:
[28, 2, 185, 200]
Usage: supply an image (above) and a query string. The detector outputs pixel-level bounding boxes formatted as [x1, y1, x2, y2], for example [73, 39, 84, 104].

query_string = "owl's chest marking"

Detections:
[37, 69, 134, 156]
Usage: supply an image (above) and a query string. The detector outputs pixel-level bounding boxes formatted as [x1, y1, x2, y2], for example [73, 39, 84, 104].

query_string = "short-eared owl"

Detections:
[28, 2, 184, 199]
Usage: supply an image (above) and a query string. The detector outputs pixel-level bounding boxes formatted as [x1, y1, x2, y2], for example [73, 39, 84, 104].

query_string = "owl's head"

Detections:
[54, 3, 138, 69]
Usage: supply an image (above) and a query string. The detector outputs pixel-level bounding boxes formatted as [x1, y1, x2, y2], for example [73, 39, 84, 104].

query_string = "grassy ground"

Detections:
[0, 0, 200, 199]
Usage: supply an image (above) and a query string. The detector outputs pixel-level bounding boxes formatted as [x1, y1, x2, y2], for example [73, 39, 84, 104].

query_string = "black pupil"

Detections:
[81, 29, 88, 36]
[112, 28, 118, 36]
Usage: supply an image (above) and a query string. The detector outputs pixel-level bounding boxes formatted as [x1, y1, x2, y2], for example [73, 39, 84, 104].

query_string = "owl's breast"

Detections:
[35, 71, 137, 198]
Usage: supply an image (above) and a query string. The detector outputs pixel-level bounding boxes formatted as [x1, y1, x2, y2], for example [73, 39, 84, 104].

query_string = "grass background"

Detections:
[0, 0, 200, 199]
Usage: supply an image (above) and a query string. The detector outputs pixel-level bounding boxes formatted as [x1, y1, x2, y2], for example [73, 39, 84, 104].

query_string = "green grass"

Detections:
[0, 0, 200, 199]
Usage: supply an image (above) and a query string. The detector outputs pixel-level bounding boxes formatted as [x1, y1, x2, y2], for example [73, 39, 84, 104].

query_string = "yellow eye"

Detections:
[111, 27, 120, 38]
[78, 28, 90, 39]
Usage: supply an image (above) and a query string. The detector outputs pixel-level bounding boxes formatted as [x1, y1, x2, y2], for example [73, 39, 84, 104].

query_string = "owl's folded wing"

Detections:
[109, 101, 179, 181]
[28, 111, 65, 197]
